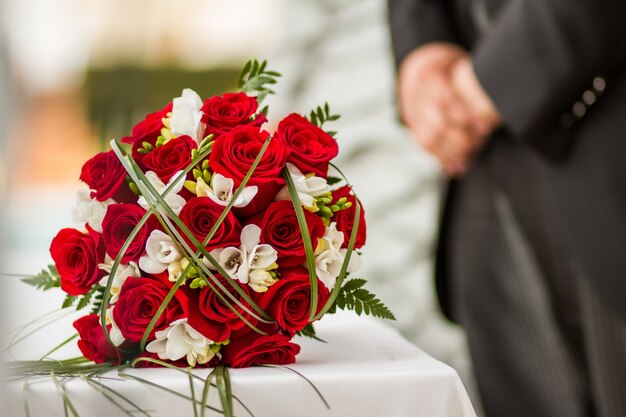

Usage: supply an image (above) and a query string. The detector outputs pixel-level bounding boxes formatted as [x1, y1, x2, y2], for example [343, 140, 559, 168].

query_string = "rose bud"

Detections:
[331, 186, 366, 249]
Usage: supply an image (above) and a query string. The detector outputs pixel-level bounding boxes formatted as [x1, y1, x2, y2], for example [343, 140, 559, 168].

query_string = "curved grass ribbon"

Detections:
[107, 135, 275, 351]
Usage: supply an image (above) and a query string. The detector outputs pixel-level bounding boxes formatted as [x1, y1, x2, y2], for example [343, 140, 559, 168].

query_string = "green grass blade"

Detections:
[109, 141, 261, 351]
[313, 163, 362, 321]
[214, 365, 234, 417]
[83, 378, 138, 417]
[282, 168, 319, 321]
[22, 379, 32, 417]
[200, 370, 215, 417]
[188, 368, 200, 417]
[7, 309, 75, 352]
[5, 308, 64, 337]
[111, 136, 276, 350]
[280, 365, 330, 410]
[51, 371, 81, 417]
[83, 376, 153, 417]
[118, 371, 224, 415]
[125, 177, 270, 350]
[102, 142, 214, 348]
[39, 334, 79, 360]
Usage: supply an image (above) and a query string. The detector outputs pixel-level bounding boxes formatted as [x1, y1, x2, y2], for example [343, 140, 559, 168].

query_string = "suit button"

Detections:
[572, 101, 586, 118]
[582, 90, 596, 105]
[593, 77, 606, 93]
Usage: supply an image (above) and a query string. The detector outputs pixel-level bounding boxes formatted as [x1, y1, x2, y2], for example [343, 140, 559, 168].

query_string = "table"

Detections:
[4, 312, 476, 417]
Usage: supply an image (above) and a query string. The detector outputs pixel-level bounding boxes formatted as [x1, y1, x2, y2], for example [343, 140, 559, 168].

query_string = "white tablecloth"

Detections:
[5, 312, 476, 417]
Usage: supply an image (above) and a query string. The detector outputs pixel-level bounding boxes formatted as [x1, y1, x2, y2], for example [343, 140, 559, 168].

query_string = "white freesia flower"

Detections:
[139, 230, 184, 282]
[99, 255, 140, 304]
[314, 222, 362, 290]
[276, 163, 329, 209]
[106, 307, 125, 347]
[170, 88, 205, 143]
[72, 188, 115, 233]
[196, 174, 258, 208]
[138, 171, 186, 215]
[248, 269, 278, 293]
[146, 319, 216, 367]
[207, 224, 278, 288]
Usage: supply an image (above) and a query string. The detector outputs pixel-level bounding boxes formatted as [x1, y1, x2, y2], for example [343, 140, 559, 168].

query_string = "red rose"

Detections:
[186, 275, 256, 343]
[209, 126, 288, 216]
[257, 267, 330, 332]
[331, 186, 366, 249]
[113, 274, 188, 343]
[221, 332, 300, 368]
[79, 150, 134, 203]
[202, 92, 266, 137]
[102, 204, 152, 263]
[121, 103, 172, 145]
[134, 135, 196, 183]
[178, 197, 241, 250]
[274, 113, 338, 178]
[50, 227, 105, 295]
[260, 200, 325, 267]
[74, 314, 121, 364]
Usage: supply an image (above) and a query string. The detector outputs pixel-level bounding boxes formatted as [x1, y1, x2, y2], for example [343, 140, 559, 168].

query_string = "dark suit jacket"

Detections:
[388, 0, 626, 320]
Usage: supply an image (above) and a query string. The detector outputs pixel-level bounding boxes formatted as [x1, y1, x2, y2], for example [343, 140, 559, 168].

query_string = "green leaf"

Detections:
[76, 288, 96, 310]
[82, 376, 152, 417]
[283, 167, 319, 321]
[101, 140, 215, 349]
[20, 265, 60, 291]
[51, 371, 81, 417]
[295, 324, 326, 343]
[326, 176, 342, 186]
[333, 278, 395, 320]
[238, 59, 281, 105]
[313, 163, 362, 320]
[111, 138, 274, 352]
[118, 371, 224, 415]
[188, 368, 200, 417]
[259, 365, 330, 410]
[62, 294, 77, 309]
[39, 334, 78, 361]
[214, 365, 234, 417]
[90, 288, 105, 314]
[306, 102, 341, 132]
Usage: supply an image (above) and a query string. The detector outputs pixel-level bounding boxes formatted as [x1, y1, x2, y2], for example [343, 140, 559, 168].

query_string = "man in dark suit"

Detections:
[388, 1, 626, 416]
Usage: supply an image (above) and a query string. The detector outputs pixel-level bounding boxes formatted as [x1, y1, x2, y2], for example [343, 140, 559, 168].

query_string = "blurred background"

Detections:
[0, 0, 478, 411]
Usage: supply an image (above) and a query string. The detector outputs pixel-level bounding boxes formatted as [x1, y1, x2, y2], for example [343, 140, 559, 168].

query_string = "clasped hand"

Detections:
[398, 43, 501, 177]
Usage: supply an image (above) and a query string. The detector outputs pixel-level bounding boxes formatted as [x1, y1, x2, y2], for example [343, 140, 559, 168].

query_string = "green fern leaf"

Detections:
[62, 294, 77, 309]
[332, 278, 396, 320]
[20, 264, 61, 291]
[295, 324, 327, 342]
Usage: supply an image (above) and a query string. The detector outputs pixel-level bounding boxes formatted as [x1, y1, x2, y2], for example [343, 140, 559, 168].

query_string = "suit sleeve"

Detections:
[473, 0, 626, 142]
[388, 0, 460, 67]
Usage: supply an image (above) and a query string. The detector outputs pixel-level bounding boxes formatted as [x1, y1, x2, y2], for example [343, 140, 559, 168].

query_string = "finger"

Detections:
[430, 72, 475, 129]
[418, 104, 476, 162]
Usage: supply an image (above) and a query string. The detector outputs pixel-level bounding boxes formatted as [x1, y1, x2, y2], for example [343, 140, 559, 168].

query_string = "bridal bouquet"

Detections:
[22, 60, 393, 376]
